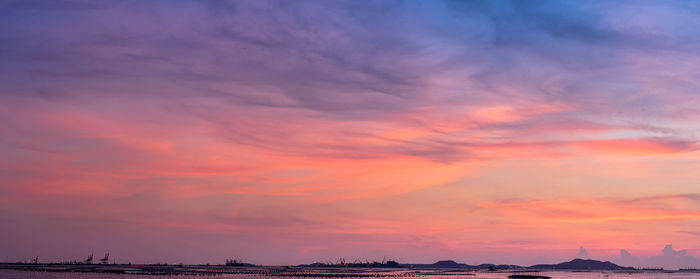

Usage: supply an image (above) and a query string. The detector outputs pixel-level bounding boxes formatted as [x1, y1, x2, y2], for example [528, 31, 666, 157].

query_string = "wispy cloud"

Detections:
[1, 0, 700, 265]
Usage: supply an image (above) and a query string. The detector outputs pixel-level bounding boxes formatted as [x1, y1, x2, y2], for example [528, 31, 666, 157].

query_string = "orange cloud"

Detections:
[482, 195, 700, 224]
[573, 139, 696, 156]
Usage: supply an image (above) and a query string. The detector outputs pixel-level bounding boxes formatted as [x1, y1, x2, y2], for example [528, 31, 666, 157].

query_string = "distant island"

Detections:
[298, 258, 632, 271]
[0, 257, 640, 276]
[405, 260, 520, 270]
[528, 259, 634, 270]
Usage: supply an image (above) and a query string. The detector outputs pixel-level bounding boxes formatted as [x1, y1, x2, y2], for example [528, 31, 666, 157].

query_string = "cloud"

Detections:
[576, 247, 589, 259]
[2, 0, 700, 265]
[615, 245, 700, 270]
[680, 231, 700, 237]
[482, 194, 700, 224]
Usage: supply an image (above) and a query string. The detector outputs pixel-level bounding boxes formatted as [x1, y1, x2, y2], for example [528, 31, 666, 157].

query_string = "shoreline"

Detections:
[1, 263, 698, 277]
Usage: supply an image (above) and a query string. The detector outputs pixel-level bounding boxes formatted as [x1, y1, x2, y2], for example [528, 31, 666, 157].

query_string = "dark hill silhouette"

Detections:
[529, 258, 633, 270]
[297, 258, 630, 270]
[429, 260, 469, 268]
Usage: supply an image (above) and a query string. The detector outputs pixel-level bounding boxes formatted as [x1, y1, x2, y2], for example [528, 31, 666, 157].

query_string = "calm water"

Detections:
[2, 270, 700, 279]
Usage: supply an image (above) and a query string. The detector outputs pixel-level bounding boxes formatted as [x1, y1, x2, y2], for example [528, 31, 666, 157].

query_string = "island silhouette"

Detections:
[0, 257, 640, 276]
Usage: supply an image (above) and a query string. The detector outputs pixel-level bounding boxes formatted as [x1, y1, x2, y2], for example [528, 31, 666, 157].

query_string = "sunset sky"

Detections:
[1, 0, 700, 266]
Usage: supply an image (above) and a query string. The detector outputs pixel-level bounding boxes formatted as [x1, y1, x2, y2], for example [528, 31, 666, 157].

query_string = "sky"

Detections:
[1, 0, 700, 268]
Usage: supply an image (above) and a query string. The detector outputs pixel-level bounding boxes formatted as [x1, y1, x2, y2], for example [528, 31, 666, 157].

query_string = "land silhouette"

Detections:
[5, 245, 700, 276]
[0, 257, 643, 276]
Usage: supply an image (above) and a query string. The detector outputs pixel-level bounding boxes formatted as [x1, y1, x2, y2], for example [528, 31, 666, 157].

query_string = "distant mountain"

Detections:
[297, 258, 631, 271]
[428, 260, 469, 268]
[529, 259, 633, 270]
